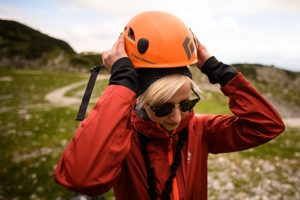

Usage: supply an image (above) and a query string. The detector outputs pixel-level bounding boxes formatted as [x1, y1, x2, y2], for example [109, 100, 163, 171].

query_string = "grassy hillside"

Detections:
[0, 19, 299, 200]
[190, 64, 300, 117]
[0, 68, 299, 199]
[1, 19, 298, 98]
[233, 64, 300, 103]
[0, 19, 101, 70]
[0, 19, 75, 57]
[233, 64, 300, 116]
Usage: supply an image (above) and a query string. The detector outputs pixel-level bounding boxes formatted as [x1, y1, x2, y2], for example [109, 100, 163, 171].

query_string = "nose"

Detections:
[168, 105, 182, 123]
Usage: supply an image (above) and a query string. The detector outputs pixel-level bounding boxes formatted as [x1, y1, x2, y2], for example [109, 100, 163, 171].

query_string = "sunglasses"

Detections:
[150, 89, 200, 117]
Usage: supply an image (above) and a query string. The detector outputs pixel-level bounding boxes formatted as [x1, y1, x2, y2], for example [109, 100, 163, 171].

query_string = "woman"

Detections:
[54, 11, 285, 200]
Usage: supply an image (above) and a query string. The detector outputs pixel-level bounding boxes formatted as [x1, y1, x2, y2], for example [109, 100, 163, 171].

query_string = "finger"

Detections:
[118, 34, 124, 44]
[116, 35, 125, 51]
[189, 28, 200, 47]
[101, 51, 107, 59]
[111, 37, 120, 52]
[115, 35, 128, 57]
[101, 51, 108, 65]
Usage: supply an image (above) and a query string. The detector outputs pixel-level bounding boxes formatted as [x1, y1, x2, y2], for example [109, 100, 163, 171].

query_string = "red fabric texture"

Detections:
[54, 73, 285, 199]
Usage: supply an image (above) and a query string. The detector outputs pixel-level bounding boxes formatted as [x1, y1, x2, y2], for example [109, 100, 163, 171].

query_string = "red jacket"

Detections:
[54, 73, 285, 199]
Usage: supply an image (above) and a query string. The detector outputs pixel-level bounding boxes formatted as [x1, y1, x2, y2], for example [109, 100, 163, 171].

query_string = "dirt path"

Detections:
[283, 118, 300, 129]
[45, 75, 110, 106]
[45, 77, 300, 128]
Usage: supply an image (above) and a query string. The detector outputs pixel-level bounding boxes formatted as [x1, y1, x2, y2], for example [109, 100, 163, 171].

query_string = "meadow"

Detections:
[0, 68, 299, 199]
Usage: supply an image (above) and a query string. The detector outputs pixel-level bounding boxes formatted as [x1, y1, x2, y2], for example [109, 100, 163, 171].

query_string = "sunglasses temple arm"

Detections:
[192, 87, 200, 99]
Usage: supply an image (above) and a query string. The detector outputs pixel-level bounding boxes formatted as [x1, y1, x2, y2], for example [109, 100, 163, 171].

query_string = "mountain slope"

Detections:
[190, 63, 300, 117]
[0, 19, 299, 114]
[233, 64, 300, 107]
[235, 64, 300, 117]
[0, 19, 100, 70]
[0, 19, 75, 57]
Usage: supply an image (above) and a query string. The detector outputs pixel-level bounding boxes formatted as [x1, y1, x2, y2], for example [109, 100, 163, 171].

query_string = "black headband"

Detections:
[136, 66, 192, 96]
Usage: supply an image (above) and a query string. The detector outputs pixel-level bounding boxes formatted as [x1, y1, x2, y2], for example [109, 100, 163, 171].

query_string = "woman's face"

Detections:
[144, 81, 192, 132]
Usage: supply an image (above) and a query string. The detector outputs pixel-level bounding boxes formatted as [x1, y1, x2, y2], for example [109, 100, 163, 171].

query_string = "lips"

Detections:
[168, 122, 178, 126]
[165, 122, 179, 128]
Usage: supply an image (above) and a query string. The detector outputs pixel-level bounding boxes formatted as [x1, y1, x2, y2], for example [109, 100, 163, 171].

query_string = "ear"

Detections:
[136, 105, 151, 121]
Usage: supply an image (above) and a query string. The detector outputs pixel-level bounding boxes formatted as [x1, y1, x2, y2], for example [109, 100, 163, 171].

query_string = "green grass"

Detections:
[0, 68, 299, 199]
[0, 69, 115, 199]
[64, 78, 109, 101]
[195, 91, 231, 115]
[0, 69, 83, 199]
[239, 128, 300, 159]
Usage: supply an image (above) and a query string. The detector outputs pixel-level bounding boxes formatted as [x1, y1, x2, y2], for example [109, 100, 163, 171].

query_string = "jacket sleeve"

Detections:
[202, 72, 285, 153]
[54, 85, 135, 196]
[54, 57, 138, 196]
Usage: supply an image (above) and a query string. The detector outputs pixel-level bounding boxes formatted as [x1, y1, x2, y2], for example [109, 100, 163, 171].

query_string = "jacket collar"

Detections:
[131, 107, 194, 139]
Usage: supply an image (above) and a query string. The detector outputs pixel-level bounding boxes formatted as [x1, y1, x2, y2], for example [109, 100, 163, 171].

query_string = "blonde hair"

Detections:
[137, 74, 200, 108]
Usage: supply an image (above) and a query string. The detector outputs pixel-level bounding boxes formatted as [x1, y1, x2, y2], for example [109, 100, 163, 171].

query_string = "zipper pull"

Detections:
[168, 133, 173, 151]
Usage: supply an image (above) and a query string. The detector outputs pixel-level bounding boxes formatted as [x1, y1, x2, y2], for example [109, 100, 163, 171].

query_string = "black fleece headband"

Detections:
[136, 66, 192, 96]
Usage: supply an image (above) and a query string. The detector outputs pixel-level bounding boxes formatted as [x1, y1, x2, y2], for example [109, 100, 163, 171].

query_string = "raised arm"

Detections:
[54, 35, 138, 196]
[194, 36, 285, 153]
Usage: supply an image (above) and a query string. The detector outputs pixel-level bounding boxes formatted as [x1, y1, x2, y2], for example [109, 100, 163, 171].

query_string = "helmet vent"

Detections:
[128, 27, 135, 41]
[137, 38, 149, 54]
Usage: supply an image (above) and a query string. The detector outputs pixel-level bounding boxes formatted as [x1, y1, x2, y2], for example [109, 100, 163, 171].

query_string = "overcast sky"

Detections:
[1, 0, 300, 71]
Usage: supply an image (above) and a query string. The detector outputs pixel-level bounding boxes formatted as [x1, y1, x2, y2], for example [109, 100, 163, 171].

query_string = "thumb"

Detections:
[116, 34, 127, 57]
[101, 51, 110, 69]
[101, 51, 107, 63]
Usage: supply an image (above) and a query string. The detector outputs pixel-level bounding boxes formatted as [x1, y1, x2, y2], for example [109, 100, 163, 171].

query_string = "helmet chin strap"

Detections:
[76, 64, 103, 121]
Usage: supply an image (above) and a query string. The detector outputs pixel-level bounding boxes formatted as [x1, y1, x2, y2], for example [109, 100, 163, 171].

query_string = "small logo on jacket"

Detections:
[187, 151, 192, 164]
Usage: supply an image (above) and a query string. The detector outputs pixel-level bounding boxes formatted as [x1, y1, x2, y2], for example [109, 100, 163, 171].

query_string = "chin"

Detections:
[163, 124, 179, 132]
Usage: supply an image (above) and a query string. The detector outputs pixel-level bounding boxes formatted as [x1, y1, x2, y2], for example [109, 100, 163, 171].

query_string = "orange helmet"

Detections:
[123, 11, 198, 68]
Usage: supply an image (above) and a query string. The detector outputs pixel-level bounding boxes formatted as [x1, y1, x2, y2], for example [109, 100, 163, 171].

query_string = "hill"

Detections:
[0, 20, 299, 199]
[190, 63, 300, 117]
[233, 63, 300, 116]
[0, 19, 299, 113]
[0, 69, 297, 199]
[0, 19, 100, 70]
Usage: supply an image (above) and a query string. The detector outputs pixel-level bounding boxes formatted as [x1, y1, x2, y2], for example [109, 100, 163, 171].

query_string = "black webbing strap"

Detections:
[76, 64, 103, 121]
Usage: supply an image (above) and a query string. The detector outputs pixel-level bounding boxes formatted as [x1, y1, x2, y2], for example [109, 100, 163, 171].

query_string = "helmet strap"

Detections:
[76, 64, 103, 121]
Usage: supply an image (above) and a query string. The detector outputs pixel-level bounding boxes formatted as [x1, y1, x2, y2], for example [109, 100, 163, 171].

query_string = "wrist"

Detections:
[197, 55, 212, 69]
[196, 48, 211, 69]
[200, 56, 238, 86]
[109, 57, 139, 93]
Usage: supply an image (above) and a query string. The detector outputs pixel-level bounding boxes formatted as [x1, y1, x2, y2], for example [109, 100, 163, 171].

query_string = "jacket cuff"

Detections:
[221, 73, 248, 96]
[109, 57, 139, 94]
[201, 56, 238, 86]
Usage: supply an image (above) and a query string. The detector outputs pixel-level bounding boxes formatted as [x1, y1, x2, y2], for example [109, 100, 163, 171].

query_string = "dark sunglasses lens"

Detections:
[152, 98, 199, 117]
[154, 104, 174, 117]
[180, 99, 198, 112]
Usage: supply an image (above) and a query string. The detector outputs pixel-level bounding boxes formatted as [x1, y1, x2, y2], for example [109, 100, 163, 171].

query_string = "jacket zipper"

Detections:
[168, 132, 180, 200]
[137, 127, 180, 200]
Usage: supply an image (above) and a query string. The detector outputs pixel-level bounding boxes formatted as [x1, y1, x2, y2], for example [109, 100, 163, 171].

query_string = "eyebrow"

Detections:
[153, 87, 198, 106]
[161, 94, 192, 105]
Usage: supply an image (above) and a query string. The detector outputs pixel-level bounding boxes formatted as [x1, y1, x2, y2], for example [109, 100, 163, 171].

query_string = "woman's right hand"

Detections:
[101, 34, 128, 73]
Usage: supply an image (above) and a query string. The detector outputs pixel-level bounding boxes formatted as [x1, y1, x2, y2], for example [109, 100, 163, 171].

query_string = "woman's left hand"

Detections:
[193, 35, 212, 69]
